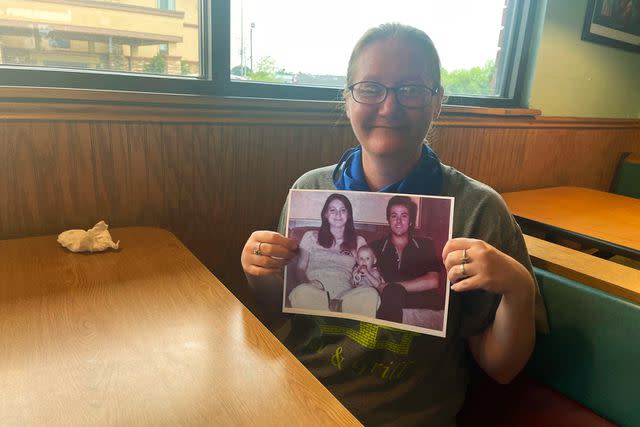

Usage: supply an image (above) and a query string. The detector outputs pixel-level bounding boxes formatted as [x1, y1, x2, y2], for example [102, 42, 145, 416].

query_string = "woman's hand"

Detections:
[442, 238, 534, 297]
[443, 237, 536, 384]
[241, 231, 299, 277]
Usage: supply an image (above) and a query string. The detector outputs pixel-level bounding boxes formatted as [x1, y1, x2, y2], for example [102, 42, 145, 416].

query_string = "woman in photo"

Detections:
[288, 193, 380, 317]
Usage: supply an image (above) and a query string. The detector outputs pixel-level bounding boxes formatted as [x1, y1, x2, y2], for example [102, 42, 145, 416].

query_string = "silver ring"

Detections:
[460, 262, 466, 276]
[253, 242, 263, 256]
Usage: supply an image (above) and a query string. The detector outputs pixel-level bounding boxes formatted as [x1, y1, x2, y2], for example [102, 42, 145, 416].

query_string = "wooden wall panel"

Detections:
[1, 106, 639, 306]
[0, 120, 357, 305]
[431, 126, 640, 192]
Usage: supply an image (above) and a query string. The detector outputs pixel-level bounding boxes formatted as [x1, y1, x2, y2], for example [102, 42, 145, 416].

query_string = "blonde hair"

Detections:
[344, 23, 442, 98]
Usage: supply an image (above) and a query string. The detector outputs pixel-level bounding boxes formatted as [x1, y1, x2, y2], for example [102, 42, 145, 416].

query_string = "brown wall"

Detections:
[432, 118, 640, 193]
[1, 90, 639, 307]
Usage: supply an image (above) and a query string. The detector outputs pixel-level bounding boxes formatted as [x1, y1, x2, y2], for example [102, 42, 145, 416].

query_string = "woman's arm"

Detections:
[468, 282, 534, 384]
[241, 230, 298, 327]
[294, 245, 311, 284]
[443, 238, 535, 384]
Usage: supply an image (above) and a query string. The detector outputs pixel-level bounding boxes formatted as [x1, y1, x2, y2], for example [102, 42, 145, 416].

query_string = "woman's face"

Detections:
[345, 38, 442, 161]
[325, 199, 349, 228]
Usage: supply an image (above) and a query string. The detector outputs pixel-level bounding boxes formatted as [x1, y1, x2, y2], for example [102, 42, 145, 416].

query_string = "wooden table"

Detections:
[0, 227, 361, 426]
[501, 186, 640, 260]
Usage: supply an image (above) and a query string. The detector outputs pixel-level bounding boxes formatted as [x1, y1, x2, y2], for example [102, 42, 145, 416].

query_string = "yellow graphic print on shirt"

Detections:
[318, 321, 419, 355]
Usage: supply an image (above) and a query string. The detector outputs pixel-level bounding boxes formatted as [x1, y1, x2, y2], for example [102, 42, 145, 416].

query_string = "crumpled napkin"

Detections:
[57, 221, 120, 253]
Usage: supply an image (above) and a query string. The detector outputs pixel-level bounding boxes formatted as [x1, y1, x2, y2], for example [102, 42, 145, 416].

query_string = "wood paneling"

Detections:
[1, 92, 639, 305]
[0, 118, 357, 305]
[430, 125, 640, 192]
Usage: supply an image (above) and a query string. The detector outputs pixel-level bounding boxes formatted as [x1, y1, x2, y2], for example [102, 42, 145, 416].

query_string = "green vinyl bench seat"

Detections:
[611, 152, 640, 199]
[460, 266, 639, 427]
[526, 268, 640, 426]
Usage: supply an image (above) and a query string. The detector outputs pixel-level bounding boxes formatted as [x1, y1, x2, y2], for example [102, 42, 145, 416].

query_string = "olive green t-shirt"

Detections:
[273, 163, 547, 427]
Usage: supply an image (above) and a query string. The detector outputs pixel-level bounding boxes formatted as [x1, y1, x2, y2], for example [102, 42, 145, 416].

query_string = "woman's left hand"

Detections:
[442, 238, 533, 297]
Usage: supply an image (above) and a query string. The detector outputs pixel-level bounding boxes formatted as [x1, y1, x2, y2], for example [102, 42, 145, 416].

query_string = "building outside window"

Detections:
[0, 0, 198, 75]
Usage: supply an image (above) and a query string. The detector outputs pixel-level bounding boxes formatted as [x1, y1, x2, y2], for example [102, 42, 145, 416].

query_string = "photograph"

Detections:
[582, 0, 640, 52]
[283, 189, 454, 337]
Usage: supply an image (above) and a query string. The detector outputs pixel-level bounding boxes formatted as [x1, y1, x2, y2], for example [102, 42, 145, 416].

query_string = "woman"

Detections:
[241, 23, 546, 427]
[288, 193, 380, 316]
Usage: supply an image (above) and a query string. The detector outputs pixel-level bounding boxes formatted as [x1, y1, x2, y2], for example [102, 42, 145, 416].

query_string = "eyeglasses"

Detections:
[348, 81, 439, 109]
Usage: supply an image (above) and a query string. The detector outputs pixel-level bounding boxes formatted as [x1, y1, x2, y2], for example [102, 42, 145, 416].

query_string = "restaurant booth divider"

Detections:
[611, 152, 640, 199]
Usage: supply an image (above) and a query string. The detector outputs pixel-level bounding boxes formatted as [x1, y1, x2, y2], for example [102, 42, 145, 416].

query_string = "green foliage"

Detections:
[231, 65, 251, 76]
[232, 56, 496, 95]
[144, 52, 166, 74]
[181, 61, 191, 75]
[247, 56, 283, 83]
[441, 60, 496, 96]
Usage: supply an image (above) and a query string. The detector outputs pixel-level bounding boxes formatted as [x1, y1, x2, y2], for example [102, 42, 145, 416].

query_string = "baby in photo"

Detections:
[351, 245, 384, 289]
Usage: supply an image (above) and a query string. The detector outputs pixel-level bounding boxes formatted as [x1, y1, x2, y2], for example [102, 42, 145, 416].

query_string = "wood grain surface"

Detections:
[430, 126, 640, 192]
[524, 234, 640, 305]
[502, 186, 640, 252]
[0, 120, 357, 305]
[1, 93, 639, 307]
[0, 227, 362, 426]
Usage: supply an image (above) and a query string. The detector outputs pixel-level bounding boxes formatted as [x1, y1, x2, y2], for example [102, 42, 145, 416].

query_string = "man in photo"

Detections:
[369, 196, 445, 323]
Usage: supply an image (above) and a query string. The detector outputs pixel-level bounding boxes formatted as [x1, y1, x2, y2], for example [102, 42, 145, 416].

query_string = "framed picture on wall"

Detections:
[582, 0, 640, 53]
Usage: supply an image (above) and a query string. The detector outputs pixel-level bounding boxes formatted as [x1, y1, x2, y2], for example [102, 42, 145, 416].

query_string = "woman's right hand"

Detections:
[241, 231, 299, 277]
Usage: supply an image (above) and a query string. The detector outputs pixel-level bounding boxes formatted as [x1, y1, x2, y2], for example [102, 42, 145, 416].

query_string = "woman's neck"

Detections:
[361, 148, 421, 191]
[330, 225, 345, 241]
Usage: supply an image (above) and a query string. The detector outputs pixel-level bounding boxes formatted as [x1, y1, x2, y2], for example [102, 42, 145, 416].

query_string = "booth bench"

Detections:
[460, 243, 640, 426]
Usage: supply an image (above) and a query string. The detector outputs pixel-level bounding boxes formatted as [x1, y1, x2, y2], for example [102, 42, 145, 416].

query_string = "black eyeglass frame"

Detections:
[347, 80, 440, 109]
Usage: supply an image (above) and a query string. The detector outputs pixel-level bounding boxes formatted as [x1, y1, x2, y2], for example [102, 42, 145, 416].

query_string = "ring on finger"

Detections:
[459, 262, 466, 276]
[461, 248, 470, 263]
[253, 241, 263, 256]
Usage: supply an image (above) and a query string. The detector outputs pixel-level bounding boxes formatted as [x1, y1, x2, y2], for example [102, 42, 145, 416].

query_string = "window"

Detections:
[0, 0, 200, 77]
[157, 0, 176, 11]
[0, 0, 537, 107]
[228, 0, 537, 105]
[48, 38, 71, 49]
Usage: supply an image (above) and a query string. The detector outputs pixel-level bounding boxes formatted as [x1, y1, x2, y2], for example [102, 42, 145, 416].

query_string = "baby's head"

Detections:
[356, 245, 377, 269]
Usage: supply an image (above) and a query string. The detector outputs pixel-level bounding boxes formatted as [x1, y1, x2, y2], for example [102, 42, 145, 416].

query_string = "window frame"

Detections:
[0, 0, 538, 107]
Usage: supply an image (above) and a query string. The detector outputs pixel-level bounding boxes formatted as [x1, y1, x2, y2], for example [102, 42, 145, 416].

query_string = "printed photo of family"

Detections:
[283, 189, 454, 337]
